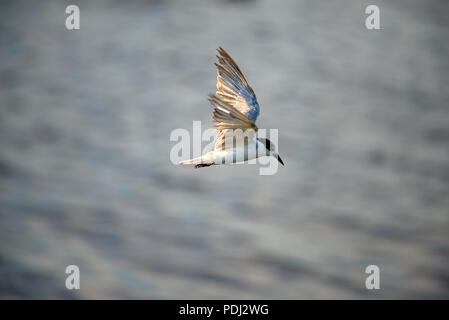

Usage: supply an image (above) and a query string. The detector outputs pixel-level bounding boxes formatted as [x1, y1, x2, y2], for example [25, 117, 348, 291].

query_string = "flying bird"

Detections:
[179, 47, 284, 168]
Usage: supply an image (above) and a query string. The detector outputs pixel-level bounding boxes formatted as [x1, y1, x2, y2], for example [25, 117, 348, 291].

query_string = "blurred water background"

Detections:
[1, 0, 449, 299]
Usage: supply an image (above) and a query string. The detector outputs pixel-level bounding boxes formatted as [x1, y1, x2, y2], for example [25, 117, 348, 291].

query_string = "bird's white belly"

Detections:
[213, 144, 259, 165]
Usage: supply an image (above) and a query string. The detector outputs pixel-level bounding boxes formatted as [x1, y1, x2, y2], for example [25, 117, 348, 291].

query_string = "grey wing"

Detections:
[214, 47, 260, 123]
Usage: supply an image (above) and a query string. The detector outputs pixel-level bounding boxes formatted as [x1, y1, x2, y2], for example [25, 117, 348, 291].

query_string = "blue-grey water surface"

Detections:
[1, 0, 448, 298]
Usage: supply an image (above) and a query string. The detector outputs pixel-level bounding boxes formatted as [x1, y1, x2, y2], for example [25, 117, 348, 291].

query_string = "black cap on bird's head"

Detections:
[257, 138, 284, 166]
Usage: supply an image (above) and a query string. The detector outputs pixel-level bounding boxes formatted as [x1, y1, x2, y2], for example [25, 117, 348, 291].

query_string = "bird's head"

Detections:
[257, 138, 284, 166]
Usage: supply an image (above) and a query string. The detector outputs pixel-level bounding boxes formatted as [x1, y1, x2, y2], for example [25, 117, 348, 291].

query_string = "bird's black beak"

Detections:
[276, 154, 284, 166]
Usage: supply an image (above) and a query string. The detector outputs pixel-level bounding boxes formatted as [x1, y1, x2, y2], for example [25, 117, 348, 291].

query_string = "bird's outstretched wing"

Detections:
[213, 47, 260, 123]
[209, 47, 259, 151]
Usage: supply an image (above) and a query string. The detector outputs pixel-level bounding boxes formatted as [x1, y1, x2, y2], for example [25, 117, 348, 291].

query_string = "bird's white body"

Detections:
[179, 140, 267, 166]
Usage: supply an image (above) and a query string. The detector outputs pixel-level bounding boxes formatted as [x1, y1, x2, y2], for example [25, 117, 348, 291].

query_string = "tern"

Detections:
[179, 47, 284, 169]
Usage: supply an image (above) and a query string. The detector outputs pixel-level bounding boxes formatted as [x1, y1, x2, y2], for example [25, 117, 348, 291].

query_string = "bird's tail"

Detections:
[179, 153, 215, 166]
[178, 155, 207, 165]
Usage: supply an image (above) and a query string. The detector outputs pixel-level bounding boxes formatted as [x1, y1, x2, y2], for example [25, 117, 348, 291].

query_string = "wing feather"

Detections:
[214, 47, 260, 122]
[209, 94, 258, 131]
[209, 93, 257, 151]
[209, 47, 259, 151]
